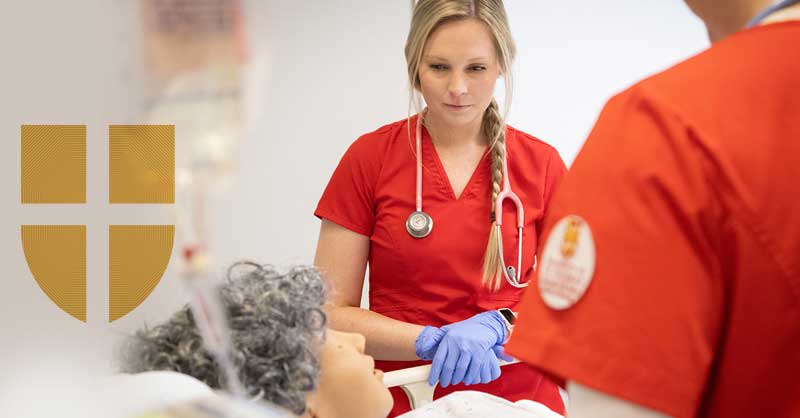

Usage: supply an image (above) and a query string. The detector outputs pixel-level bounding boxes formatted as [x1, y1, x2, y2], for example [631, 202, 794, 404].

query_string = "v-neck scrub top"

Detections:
[315, 115, 567, 416]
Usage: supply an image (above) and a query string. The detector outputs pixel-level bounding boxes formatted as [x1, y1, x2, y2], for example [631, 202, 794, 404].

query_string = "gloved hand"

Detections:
[415, 325, 446, 360]
[427, 311, 508, 387]
[493, 344, 514, 363]
[461, 345, 507, 385]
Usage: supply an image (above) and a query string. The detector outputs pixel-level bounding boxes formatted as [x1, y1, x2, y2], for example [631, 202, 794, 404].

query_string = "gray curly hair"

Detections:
[119, 262, 328, 415]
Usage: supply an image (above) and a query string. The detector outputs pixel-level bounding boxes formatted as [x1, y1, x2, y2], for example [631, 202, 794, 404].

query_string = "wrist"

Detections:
[481, 310, 508, 344]
[496, 308, 517, 342]
[415, 325, 445, 360]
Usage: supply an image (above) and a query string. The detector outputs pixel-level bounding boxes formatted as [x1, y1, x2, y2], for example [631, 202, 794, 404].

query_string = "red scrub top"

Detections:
[507, 22, 800, 418]
[315, 115, 567, 416]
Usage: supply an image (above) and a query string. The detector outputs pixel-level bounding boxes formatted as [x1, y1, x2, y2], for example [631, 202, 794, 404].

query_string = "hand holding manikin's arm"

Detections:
[314, 219, 425, 361]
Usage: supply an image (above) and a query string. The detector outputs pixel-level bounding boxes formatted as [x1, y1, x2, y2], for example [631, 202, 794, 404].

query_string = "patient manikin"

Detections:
[119, 262, 559, 418]
[120, 262, 392, 418]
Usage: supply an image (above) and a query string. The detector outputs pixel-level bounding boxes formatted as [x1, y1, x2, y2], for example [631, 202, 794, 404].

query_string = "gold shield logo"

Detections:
[21, 125, 175, 322]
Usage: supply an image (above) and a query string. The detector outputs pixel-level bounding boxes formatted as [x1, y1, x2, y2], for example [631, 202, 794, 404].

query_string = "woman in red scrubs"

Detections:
[314, 1, 566, 416]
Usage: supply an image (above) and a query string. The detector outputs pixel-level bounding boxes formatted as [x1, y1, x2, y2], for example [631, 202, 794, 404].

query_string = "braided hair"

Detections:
[405, 0, 517, 291]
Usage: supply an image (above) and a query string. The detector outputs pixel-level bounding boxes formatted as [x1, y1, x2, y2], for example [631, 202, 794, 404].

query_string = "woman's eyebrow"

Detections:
[423, 55, 491, 62]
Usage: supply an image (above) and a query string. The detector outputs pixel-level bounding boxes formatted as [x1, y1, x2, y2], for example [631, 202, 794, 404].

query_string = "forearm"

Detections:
[326, 305, 425, 361]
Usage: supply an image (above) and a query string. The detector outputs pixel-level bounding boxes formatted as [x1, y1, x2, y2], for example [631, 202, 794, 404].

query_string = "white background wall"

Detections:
[0, 1, 706, 413]
[221, 0, 708, 267]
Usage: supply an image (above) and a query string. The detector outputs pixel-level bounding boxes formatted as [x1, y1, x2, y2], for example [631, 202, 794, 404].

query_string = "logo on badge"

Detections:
[538, 215, 595, 310]
[560, 217, 581, 258]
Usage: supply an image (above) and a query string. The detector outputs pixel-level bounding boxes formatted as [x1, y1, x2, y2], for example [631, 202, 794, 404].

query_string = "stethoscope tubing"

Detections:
[412, 111, 528, 288]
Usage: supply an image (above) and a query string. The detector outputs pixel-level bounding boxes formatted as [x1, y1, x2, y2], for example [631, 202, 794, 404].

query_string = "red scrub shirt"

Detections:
[507, 21, 800, 418]
[316, 116, 567, 416]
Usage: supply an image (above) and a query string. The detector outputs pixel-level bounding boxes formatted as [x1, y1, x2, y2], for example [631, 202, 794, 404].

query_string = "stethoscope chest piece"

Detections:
[406, 210, 433, 238]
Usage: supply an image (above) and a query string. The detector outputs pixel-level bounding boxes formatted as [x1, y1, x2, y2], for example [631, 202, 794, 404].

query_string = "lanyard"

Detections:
[746, 0, 800, 27]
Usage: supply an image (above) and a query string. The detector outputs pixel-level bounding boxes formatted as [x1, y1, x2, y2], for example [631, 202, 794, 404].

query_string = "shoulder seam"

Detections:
[356, 118, 413, 210]
[507, 126, 559, 152]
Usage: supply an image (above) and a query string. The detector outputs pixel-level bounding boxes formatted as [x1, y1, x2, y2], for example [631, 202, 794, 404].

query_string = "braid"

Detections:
[482, 99, 506, 292]
[486, 101, 504, 217]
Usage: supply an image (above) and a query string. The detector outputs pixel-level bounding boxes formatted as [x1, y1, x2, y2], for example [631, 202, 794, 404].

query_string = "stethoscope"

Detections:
[747, 0, 800, 27]
[405, 111, 529, 288]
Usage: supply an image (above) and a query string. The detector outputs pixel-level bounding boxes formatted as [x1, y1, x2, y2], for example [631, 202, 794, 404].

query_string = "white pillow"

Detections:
[398, 391, 563, 418]
[107, 371, 215, 416]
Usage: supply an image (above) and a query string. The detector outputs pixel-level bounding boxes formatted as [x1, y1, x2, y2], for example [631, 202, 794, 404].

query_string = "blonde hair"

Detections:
[405, 0, 516, 291]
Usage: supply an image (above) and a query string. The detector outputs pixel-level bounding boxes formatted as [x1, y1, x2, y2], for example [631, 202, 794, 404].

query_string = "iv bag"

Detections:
[140, 0, 248, 192]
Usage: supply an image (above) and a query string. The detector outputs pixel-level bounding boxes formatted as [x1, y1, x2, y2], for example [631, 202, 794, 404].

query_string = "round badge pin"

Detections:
[538, 215, 596, 310]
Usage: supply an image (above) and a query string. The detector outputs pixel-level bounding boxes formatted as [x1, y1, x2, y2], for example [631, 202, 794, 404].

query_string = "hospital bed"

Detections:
[383, 360, 520, 409]
[384, 361, 566, 418]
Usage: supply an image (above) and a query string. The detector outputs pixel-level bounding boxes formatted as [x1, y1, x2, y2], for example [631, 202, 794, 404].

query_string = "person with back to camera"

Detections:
[313, 1, 567, 416]
[505, 0, 800, 417]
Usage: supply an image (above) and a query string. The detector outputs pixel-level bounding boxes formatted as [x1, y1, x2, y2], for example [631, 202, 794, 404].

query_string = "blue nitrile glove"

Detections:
[493, 344, 514, 362]
[428, 311, 508, 387]
[463, 345, 514, 385]
[415, 325, 446, 360]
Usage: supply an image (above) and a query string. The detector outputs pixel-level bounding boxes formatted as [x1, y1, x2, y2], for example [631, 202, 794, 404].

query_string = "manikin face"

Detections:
[417, 18, 502, 131]
[306, 330, 393, 418]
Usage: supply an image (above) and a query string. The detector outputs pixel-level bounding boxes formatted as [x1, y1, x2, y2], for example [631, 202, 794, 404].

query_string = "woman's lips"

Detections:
[373, 369, 384, 381]
[444, 104, 472, 111]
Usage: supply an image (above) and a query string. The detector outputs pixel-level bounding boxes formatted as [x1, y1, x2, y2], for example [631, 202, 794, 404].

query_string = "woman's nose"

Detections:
[447, 73, 468, 97]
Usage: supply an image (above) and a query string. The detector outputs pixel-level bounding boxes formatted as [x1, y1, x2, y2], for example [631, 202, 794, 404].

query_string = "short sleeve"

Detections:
[506, 87, 725, 418]
[314, 132, 386, 237]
